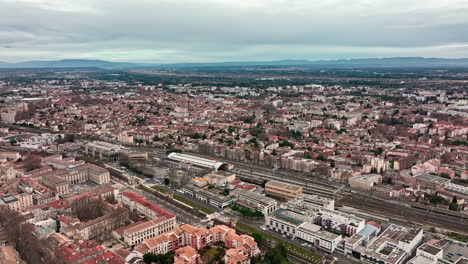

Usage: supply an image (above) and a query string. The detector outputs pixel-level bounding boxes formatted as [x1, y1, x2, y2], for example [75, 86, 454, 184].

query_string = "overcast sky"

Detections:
[1, 0, 468, 63]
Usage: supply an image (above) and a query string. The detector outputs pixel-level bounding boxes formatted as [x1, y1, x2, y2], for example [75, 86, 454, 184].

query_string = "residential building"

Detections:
[0, 193, 33, 211]
[174, 246, 201, 264]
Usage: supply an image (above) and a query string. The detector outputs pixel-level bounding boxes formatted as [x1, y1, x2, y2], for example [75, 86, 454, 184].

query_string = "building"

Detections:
[167, 153, 230, 171]
[43, 155, 85, 169]
[65, 163, 111, 185]
[134, 224, 260, 263]
[203, 171, 236, 187]
[174, 246, 201, 264]
[55, 239, 124, 264]
[283, 194, 335, 211]
[349, 174, 382, 191]
[0, 193, 33, 212]
[85, 141, 123, 161]
[41, 174, 69, 195]
[266, 196, 365, 247]
[414, 173, 451, 190]
[120, 191, 177, 221]
[360, 224, 423, 264]
[59, 204, 129, 241]
[264, 180, 303, 201]
[182, 185, 233, 209]
[231, 188, 277, 215]
[296, 222, 343, 252]
[408, 239, 468, 264]
[343, 222, 381, 256]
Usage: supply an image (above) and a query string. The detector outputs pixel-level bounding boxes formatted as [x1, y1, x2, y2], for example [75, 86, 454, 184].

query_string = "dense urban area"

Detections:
[0, 65, 467, 264]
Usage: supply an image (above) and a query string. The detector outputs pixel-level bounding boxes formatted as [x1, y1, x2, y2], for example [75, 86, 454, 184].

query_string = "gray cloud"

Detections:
[1, 0, 468, 62]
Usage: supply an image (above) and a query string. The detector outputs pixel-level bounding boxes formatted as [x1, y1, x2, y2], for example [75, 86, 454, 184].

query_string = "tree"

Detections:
[439, 173, 450, 179]
[252, 233, 264, 243]
[449, 196, 459, 211]
[164, 178, 170, 185]
[264, 243, 291, 264]
[143, 251, 175, 264]
[316, 155, 326, 161]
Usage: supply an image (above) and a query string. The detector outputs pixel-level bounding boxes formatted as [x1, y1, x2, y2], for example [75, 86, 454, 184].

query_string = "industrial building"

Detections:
[167, 152, 231, 171]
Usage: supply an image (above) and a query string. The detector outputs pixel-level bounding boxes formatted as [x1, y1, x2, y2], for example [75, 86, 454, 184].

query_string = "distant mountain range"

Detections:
[1, 57, 468, 69]
[0, 59, 138, 69]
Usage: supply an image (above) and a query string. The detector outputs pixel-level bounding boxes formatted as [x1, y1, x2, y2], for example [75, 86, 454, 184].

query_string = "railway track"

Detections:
[340, 195, 468, 235]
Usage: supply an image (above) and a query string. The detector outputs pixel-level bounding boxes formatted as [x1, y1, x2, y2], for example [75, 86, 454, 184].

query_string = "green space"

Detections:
[231, 206, 264, 217]
[151, 185, 169, 194]
[379, 249, 392, 255]
[173, 194, 215, 214]
[200, 246, 225, 263]
[143, 251, 175, 264]
[449, 234, 468, 243]
[235, 222, 322, 263]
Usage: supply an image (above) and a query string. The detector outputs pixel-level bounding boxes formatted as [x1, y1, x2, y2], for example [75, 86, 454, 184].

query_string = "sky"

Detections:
[1, 0, 468, 63]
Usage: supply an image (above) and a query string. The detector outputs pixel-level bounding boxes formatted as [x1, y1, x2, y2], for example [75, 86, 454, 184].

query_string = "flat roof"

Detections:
[415, 173, 450, 184]
[266, 180, 302, 192]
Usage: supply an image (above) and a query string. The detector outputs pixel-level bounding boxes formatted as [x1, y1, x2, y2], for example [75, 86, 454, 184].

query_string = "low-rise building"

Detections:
[174, 246, 201, 264]
[135, 224, 259, 263]
[264, 180, 303, 201]
[349, 174, 382, 191]
[0, 193, 33, 211]
[231, 188, 277, 215]
[296, 222, 343, 252]
[203, 171, 236, 187]
[360, 224, 423, 264]
[182, 185, 233, 208]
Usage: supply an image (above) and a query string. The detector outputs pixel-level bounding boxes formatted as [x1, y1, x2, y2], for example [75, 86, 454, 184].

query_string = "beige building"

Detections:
[203, 171, 236, 187]
[348, 174, 382, 191]
[41, 174, 69, 195]
[117, 132, 134, 144]
[65, 164, 111, 185]
[0, 193, 33, 211]
[264, 180, 303, 201]
[1, 112, 17, 123]
[119, 217, 177, 246]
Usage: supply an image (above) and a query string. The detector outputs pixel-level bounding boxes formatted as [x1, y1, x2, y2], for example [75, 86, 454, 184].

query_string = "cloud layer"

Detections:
[1, 0, 468, 62]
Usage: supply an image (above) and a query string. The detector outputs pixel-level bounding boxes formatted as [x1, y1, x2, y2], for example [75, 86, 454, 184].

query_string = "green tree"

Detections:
[316, 155, 326, 161]
[164, 178, 170, 185]
[449, 196, 458, 211]
[252, 233, 264, 243]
